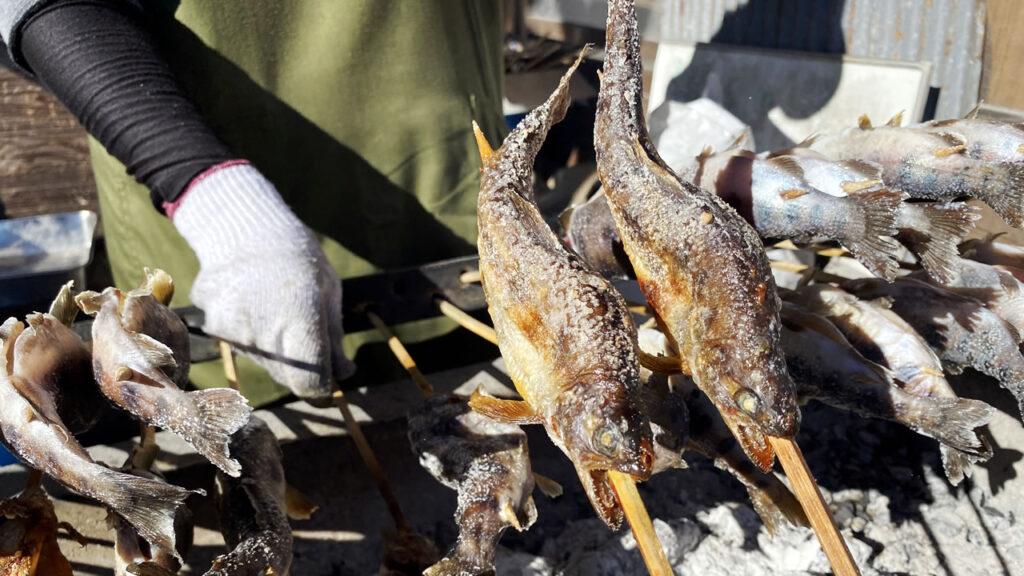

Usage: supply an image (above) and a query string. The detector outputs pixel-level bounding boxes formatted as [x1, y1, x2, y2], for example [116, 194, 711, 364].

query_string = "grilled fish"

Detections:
[563, 189, 635, 281]
[694, 147, 902, 279]
[112, 467, 193, 576]
[6, 290, 103, 435]
[409, 395, 537, 576]
[473, 49, 654, 529]
[917, 117, 1024, 163]
[910, 258, 1024, 336]
[765, 147, 979, 283]
[77, 288, 251, 477]
[778, 303, 993, 456]
[595, 0, 799, 471]
[0, 317, 195, 558]
[842, 277, 1024, 419]
[206, 417, 292, 576]
[0, 483, 81, 576]
[791, 284, 993, 483]
[121, 269, 191, 388]
[806, 121, 1024, 228]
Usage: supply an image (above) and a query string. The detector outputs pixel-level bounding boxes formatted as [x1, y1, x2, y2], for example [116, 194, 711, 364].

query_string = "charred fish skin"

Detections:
[695, 149, 901, 280]
[790, 284, 993, 483]
[0, 318, 195, 558]
[842, 277, 1024, 419]
[477, 51, 654, 528]
[409, 395, 537, 576]
[77, 288, 252, 477]
[595, 0, 799, 469]
[10, 312, 104, 435]
[563, 189, 636, 281]
[807, 124, 1024, 227]
[778, 304, 993, 457]
[207, 417, 292, 576]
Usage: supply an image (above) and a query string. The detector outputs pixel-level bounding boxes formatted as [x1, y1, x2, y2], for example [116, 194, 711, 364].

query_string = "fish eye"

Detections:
[735, 389, 761, 417]
[593, 425, 621, 458]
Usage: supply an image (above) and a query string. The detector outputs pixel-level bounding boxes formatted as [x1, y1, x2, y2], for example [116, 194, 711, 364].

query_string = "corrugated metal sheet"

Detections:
[528, 0, 985, 120]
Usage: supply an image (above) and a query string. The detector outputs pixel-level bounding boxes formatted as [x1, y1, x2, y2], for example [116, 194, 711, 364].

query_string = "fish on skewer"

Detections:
[0, 482, 85, 576]
[692, 145, 902, 279]
[409, 394, 538, 576]
[0, 317, 197, 558]
[790, 284, 993, 483]
[916, 116, 1024, 163]
[805, 116, 1024, 228]
[777, 303, 993, 457]
[473, 49, 655, 528]
[122, 269, 191, 387]
[205, 417, 293, 576]
[111, 467, 193, 576]
[562, 189, 635, 281]
[960, 234, 1024, 269]
[909, 258, 1024, 336]
[77, 287, 252, 477]
[842, 277, 1024, 419]
[595, 0, 799, 471]
[764, 147, 980, 283]
[3, 283, 104, 435]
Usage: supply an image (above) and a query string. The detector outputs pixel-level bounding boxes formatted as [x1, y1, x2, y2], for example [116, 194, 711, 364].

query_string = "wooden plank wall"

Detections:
[0, 66, 97, 221]
[980, 0, 1024, 111]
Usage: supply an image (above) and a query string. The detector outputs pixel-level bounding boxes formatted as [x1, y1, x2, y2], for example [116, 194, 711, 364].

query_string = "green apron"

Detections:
[92, 1, 507, 406]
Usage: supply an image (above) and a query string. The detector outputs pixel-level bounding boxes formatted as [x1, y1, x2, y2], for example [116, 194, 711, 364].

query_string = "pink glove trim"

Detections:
[163, 159, 251, 220]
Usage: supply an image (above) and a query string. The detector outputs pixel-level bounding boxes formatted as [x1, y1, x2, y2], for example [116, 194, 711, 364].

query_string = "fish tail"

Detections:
[844, 189, 902, 280]
[904, 393, 994, 455]
[185, 388, 252, 477]
[104, 473, 196, 559]
[974, 162, 1024, 228]
[939, 436, 992, 486]
[745, 476, 809, 536]
[899, 202, 980, 284]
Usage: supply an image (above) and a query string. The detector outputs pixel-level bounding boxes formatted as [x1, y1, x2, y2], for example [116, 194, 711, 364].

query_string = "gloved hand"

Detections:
[169, 161, 355, 403]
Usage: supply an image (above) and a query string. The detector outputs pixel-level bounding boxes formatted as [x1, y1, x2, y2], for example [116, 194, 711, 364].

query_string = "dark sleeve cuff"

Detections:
[18, 0, 235, 206]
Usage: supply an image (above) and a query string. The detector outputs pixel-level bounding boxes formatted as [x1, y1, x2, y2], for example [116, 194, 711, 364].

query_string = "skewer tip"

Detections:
[473, 121, 495, 164]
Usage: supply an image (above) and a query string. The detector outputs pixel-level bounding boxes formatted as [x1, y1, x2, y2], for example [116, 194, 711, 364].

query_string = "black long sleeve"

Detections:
[18, 0, 235, 206]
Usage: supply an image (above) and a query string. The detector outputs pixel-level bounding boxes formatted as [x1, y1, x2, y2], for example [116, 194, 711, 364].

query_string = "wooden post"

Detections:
[769, 436, 860, 576]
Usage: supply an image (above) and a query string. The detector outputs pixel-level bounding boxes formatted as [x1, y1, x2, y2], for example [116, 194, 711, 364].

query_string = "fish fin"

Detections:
[939, 434, 992, 486]
[899, 202, 980, 284]
[573, 464, 623, 529]
[932, 132, 967, 157]
[858, 114, 873, 130]
[840, 159, 884, 180]
[795, 133, 819, 148]
[472, 121, 494, 164]
[105, 472, 197, 560]
[729, 128, 756, 152]
[183, 388, 252, 477]
[965, 102, 982, 119]
[902, 393, 994, 454]
[73, 290, 104, 316]
[558, 204, 576, 240]
[468, 387, 540, 424]
[696, 145, 714, 167]
[886, 110, 905, 127]
[768, 156, 806, 180]
[973, 163, 1024, 227]
[533, 472, 564, 498]
[779, 188, 810, 200]
[9, 374, 65, 429]
[48, 281, 79, 326]
[637, 348, 684, 374]
[1, 318, 24, 373]
[843, 189, 902, 280]
[140, 268, 175, 306]
[745, 476, 809, 536]
[841, 179, 885, 194]
[284, 483, 318, 520]
[133, 333, 177, 369]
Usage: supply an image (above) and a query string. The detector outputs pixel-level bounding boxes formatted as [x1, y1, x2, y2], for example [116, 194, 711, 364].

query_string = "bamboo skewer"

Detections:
[459, 269, 482, 285]
[219, 340, 241, 392]
[769, 436, 861, 576]
[436, 299, 498, 345]
[366, 310, 434, 397]
[608, 470, 673, 576]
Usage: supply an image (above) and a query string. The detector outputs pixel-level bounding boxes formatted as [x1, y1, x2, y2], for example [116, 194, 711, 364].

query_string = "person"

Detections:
[0, 1, 507, 406]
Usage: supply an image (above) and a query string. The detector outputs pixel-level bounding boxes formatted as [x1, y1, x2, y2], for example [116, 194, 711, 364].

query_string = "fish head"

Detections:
[692, 335, 800, 466]
[552, 378, 654, 481]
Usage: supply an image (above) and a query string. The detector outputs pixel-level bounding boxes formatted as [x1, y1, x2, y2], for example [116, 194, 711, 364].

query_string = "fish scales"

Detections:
[912, 258, 1024, 336]
[595, 0, 798, 471]
[476, 49, 653, 529]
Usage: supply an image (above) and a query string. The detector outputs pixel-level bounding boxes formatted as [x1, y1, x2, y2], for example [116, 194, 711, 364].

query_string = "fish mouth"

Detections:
[720, 409, 776, 472]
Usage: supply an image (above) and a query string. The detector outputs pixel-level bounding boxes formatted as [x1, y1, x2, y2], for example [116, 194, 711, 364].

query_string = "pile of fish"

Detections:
[0, 273, 304, 576]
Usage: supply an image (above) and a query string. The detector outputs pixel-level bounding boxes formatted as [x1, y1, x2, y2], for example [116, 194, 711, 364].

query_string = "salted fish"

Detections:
[910, 258, 1024, 337]
[473, 50, 654, 529]
[594, 0, 799, 472]
[409, 395, 537, 576]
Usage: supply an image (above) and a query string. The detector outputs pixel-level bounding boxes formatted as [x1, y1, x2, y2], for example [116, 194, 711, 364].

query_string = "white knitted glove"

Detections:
[170, 162, 355, 402]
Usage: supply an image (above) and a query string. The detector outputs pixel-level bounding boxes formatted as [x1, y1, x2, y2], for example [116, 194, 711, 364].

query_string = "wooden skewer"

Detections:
[608, 470, 673, 576]
[331, 385, 412, 534]
[219, 340, 241, 392]
[769, 260, 809, 274]
[769, 436, 860, 576]
[366, 310, 434, 396]
[459, 269, 482, 284]
[436, 299, 498, 345]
